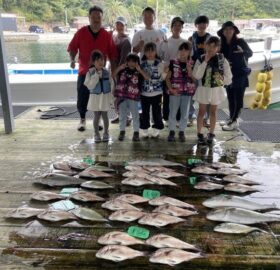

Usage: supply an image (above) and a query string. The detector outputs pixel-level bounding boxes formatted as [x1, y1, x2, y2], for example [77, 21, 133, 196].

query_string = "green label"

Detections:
[189, 176, 197, 185]
[143, 189, 161, 199]
[83, 156, 94, 165]
[187, 158, 202, 166]
[51, 200, 76, 211]
[127, 226, 150, 239]
[123, 161, 128, 167]
[60, 188, 79, 197]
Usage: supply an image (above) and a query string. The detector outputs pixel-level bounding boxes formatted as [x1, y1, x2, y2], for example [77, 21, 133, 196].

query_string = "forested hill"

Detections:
[0, 0, 279, 26]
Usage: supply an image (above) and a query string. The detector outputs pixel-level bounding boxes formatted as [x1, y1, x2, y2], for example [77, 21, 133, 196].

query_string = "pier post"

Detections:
[0, 15, 15, 133]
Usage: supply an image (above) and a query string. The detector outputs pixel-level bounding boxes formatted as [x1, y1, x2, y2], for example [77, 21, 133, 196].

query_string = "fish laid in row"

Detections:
[109, 210, 145, 222]
[194, 181, 224, 191]
[223, 174, 259, 185]
[152, 204, 198, 217]
[149, 196, 195, 210]
[102, 199, 141, 211]
[214, 222, 267, 234]
[224, 183, 259, 193]
[114, 194, 149, 204]
[138, 213, 185, 227]
[98, 231, 145, 246]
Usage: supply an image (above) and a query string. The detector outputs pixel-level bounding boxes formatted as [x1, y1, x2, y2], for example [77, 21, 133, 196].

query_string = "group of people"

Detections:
[67, 5, 253, 144]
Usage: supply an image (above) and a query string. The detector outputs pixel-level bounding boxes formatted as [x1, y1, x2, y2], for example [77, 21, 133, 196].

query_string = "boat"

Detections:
[4, 40, 280, 108]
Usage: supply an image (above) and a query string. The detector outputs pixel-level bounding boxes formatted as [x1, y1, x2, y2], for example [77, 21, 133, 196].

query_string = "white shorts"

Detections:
[193, 86, 226, 105]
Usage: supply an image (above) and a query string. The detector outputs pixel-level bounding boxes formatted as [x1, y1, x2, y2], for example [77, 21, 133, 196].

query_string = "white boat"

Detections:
[4, 40, 280, 108]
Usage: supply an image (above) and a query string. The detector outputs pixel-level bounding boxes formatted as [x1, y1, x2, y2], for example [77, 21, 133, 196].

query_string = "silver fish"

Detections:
[122, 171, 150, 178]
[69, 161, 90, 171]
[124, 165, 146, 171]
[5, 208, 44, 219]
[223, 175, 260, 185]
[216, 168, 247, 176]
[90, 165, 115, 172]
[214, 222, 267, 234]
[114, 194, 150, 204]
[143, 166, 175, 172]
[151, 171, 184, 178]
[145, 176, 178, 186]
[152, 204, 198, 217]
[31, 191, 65, 202]
[149, 196, 195, 210]
[211, 162, 238, 169]
[70, 191, 105, 202]
[79, 169, 112, 179]
[109, 210, 145, 222]
[128, 158, 184, 167]
[191, 166, 217, 175]
[207, 207, 280, 224]
[121, 178, 153, 187]
[52, 162, 71, 171]
[102, 199, 141, 211]
[37, 210, 77, 222]
[203, 194, 277, 210]
[149, 248, 203, 266]
[224, 183, 260, 193]
[34, 173, 84, 187]
[96, 245, 146, 262]
[138, 213, 185, 227]
[81, 180, 113, 189]
[50, 169, 77, 176]
[194, 181, 224, 191]
[70, 207, 107, 222]
[98, 231, 145, 246]
[146, 234, 199, 251]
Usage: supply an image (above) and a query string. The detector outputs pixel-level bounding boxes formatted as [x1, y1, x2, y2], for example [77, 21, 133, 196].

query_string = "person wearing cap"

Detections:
[160, 16, 187, 123]
[111, 16, 132, 125]
[218, 21, 253, 131]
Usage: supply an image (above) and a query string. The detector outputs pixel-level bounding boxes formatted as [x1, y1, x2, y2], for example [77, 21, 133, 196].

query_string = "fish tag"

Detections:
[83, 156, 94, 165]
[187, 159, 203, 166]
[59, 188, 79, 197]
[127, 226, 150, 239]
[189, 177, 197, 185]
[51, 200, 76, 211]
[143, 189, 161, 199]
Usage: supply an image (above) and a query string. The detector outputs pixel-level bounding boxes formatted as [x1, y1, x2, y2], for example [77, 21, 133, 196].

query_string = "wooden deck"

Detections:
[0, 107, 280, 269]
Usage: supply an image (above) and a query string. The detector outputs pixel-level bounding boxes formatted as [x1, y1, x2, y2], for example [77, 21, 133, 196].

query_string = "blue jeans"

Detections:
[119, 99, 139, 132]
[169, 95, 191, 131]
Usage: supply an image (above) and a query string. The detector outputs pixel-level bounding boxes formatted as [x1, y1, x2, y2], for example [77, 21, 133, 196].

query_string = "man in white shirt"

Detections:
[132, 7, 166, 59]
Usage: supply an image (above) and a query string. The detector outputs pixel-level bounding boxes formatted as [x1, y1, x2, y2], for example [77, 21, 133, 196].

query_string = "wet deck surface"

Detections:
[0, 107, 280, 269]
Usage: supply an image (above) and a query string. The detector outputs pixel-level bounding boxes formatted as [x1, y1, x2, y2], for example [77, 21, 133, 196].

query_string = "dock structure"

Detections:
[0, 107, 280, 269]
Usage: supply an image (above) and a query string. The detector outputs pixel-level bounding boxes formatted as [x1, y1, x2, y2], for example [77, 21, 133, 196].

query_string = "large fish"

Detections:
[146, 234, 199, 251]
[211, 162, 238, 169]
[79, 169, 112, 179]
[71, 207, 107, 222]
[122, 171, 150, 178]
[52, 162, 71, 171]
[216, 168, 247, 176]
[138, 213, 185, 227]
[149, 196, 195, 210]
[214, 222, 267, 234]
[96, 245, 146, 262]
[203, 194, 277, 210]
[37, 210, 77, 222]
[69, 161, 90, 171]
[194, 181, 224, 191]
[102, 199, 141, 211]
[151, 171, 184, 179]
[34, 173, 85, 187]
[31, 191, 65, 202]
[121, 178, 154, 187]
[98, 231, 145, 246]
[191, 166, 217, 175]
[223, 175, 260, 185]
[124, 165, 146, 171]
[224, 183, 260, 193]
[5, 208, 44, 219]
[90, 165, 115, 172]
[152, 204, 198, 217]
[81, 180, 113, 190]
[109, 210, 145, 222]
[145, 176, 178, 186]
[70, 191, 105, 202]
[114, 194, 150, 204]
[207, 207, 280, 224]
[143, 166, 176, 173]
[128, 158, 184, 167]
[149, 248, 203, 266]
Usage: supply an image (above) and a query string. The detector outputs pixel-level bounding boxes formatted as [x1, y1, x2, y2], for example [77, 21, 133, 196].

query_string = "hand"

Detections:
[187, 61, 193, 73]
[168, 88, 178, 95]
[119, 63, 127, 70]
[70, 61, 75, 69]
[135, 63, 141, 71]
[233, 45, 243, 53]
[204, 53, 214, 63]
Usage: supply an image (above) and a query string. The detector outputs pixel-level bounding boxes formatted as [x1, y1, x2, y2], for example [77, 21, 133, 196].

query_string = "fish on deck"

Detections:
[98, 231, 145, 246]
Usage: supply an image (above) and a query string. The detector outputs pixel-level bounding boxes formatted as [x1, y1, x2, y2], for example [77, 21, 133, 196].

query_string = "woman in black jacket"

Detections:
[218, 21, 253, 131]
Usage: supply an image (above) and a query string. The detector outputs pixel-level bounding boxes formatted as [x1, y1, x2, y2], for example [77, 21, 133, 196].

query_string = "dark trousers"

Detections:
[140, 94, 164, 130]
[77, 75, 90, 119]
[226, 85, 246, 122]
[162, 83, 180, 121]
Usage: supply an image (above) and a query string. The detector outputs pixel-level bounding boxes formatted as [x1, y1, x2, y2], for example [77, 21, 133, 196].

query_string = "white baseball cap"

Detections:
[115, 16, 127, 26]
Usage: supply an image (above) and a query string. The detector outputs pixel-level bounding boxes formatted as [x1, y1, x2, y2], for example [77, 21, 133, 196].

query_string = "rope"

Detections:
[38, 107, 77, 119]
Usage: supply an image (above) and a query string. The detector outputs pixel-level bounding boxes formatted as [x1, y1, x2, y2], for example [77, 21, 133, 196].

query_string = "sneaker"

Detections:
[118, 130, 125, 141]
[94, 134, 101, 143]
[152, 128, 160, 138]
[203, 119, 210, 128]
[111, 117, 119, 124]
[222, 121, 238, 131]
[132, 131, 140, 142]
[77, 119, 86, 131]
[167, 130, 175, 142]
[178, 131, 186, 142]
[197, 133, 206, 144]
[142, 129, 149, 138]
[207, 133, 215, 144]
[102, 133, 109, 142]
[126, 118, 132, 127]
[187, 119, 194, 127]
[219, 119, 231, 127]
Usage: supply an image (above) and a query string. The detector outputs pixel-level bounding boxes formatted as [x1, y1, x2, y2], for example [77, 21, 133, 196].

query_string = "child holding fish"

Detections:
[114, 53, 149, 141]
[84, 50, 114, 143]
[165, 41, 196, 142]
[193, 36, 232, 144]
